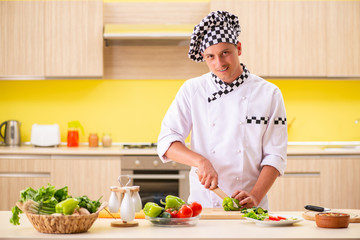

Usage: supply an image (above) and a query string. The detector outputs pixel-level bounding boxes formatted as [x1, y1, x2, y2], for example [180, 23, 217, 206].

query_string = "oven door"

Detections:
[121, 169, 189, 206]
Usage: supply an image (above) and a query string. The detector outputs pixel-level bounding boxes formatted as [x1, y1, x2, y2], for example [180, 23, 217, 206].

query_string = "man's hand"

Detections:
[231, 190, 259, 208]
[196, 158, 218, 190]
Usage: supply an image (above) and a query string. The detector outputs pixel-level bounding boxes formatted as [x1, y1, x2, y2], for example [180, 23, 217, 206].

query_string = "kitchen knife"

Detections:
[212, 187, 229, 200]
[304, 205, 331, 212]
[212, 187, 240, 209]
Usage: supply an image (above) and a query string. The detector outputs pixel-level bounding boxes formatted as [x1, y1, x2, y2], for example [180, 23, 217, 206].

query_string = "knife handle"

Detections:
[304, 205, 324, 212]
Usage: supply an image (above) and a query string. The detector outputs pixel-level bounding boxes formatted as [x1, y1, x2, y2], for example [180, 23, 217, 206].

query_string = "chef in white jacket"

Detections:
[157, 11, 287, 209]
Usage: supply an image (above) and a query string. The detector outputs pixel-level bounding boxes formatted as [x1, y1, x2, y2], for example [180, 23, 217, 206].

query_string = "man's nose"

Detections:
[215, 56, 225, 66]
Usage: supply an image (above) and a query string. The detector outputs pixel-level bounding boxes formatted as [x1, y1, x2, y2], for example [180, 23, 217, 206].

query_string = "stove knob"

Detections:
[135, 160, 141, 167]
[153, 160, 159, 167]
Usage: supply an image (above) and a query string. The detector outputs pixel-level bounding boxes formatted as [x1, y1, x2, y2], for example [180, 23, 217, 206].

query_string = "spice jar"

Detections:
[102, 133, 112, 147]
[88, 133, 99, 147]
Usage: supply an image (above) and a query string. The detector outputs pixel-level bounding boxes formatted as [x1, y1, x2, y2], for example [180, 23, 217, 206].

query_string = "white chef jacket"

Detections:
[157, 69, 287, 209]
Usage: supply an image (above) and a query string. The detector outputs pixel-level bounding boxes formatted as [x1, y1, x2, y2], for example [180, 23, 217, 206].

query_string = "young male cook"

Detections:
[157, 11, 287, 209]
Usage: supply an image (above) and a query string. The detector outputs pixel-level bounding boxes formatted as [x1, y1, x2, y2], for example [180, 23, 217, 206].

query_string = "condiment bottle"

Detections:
[102, 133, 112, 147]
[67, 121, 84, 147]
[88, 133, 99, 147]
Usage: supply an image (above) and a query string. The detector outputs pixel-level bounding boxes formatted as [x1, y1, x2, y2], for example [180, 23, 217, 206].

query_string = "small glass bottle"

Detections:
[88, 133, 99, 147]
[102, 133, 112, 147]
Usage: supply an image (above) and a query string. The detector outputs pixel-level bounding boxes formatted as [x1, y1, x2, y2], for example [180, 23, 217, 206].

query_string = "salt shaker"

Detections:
[120, 187, 135, 222]
[108, 186, 120, 213]
[131, 186, 142, 212]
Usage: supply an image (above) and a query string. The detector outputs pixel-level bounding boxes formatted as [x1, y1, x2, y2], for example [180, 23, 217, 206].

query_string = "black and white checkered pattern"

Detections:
[274, 117, 287, 125]
[188, 11, 241, 62]
[246, 116, 269, 125]
[208, 64, 249, 103]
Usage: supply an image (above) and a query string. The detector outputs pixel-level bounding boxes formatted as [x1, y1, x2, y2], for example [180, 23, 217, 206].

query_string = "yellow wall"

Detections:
[1, 79, 360, 143]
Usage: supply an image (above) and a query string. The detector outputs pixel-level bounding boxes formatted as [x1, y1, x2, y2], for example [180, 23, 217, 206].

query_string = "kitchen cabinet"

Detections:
[0, 155, 51, 211]
[103, 0, 209, 80]
[51, 155, 121, 203]
[0, 1, 45, 77]
[210, 0, 360, 77]
[326, 1, 360, 77]
[0, 0, 103, 79]
[268, 155, 360, 211]
[268, 156, 321, 211]
[45, 0, 103, 77]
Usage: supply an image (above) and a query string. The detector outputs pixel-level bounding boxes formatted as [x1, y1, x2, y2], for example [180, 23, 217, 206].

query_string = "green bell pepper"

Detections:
[55, 198, 79, 215]
[222, 197, 241, 211]
[160, 195, 185, 210]
[143, 202, 164, 218]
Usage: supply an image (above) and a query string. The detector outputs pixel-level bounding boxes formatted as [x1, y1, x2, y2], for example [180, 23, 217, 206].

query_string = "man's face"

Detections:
[202, 42, 242, 84]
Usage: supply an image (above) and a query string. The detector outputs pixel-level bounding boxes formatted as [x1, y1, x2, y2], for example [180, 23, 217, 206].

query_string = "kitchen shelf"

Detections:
[103, 24, 194, 45]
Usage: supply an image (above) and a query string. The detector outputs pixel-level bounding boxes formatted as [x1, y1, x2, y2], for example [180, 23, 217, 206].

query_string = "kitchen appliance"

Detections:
[30, 124, 60, 147]
[120, 143, 190, 206]
[0, 120, 21, 146]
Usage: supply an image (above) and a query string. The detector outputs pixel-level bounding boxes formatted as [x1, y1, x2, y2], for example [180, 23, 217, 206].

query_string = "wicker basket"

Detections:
[17, 202, 107, 234]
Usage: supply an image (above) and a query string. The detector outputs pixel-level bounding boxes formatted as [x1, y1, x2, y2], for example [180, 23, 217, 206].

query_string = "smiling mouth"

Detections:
[218, 67, 229, 72]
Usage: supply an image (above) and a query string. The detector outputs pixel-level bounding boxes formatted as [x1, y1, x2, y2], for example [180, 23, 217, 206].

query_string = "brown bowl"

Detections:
[315, 212, 350, 228]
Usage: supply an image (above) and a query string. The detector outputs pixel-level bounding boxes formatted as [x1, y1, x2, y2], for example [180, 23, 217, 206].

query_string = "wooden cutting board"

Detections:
[200, 208, 244, 219]
[302, 209, 360, 223]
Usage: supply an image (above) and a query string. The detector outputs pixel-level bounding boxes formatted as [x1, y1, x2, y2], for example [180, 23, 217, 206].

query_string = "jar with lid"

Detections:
[102, 133, 112, 147]
[88, 133, 99, 147]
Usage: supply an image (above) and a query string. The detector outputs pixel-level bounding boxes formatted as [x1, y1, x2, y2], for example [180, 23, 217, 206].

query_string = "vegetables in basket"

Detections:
[10, 184, 102, 226]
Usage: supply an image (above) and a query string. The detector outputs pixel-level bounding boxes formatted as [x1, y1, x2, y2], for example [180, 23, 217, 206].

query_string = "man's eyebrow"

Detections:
[204, 48, 232, 56]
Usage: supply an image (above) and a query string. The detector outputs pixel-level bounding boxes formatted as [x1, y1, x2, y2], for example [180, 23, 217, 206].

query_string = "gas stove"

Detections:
[121, 143, 157, 149]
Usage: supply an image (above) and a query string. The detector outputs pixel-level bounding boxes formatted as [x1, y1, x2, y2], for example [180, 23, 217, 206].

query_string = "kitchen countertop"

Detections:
[1, 144, 360, 156]
[0, 211, 359, 240]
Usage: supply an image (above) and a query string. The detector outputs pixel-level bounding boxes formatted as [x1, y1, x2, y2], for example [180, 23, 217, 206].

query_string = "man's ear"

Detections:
[237, 42, 242, 56]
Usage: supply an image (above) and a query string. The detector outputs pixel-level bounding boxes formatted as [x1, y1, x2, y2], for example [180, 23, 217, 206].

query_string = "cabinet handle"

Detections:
[0, 172, 50, 178]
[129, 174, 186, 180]
[284, 172, 320, 177]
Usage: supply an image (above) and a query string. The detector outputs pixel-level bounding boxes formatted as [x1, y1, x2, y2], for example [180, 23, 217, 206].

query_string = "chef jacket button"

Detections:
[214, 202, 220, 207]
[211, 150, 215, 154]
[211, 123, 215, 127]
[237, 149, 241, 153]
[239, 121, 243, 125]
[242, 96, 247, 100]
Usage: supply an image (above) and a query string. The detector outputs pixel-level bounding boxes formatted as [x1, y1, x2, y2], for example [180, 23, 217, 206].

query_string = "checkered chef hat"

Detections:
[188, 11, 241, 62]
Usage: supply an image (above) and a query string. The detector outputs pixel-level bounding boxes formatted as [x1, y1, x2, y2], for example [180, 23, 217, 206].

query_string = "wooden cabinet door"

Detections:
[267, 157, 321, 211]
[45, 0, 103, 77]
[51, 155, 120, 201]
[0, 155, 51, 211]
[326, 1, 360, 77]
[321, 157, 360, 209]
[0, 1, 45, 77]
[268, 1, 327, 77]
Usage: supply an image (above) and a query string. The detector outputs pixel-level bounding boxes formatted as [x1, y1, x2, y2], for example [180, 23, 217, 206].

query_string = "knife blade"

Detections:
[304, 205, 331, 212]
[212, 187, 240, 209]
[211, 187, 229, 200]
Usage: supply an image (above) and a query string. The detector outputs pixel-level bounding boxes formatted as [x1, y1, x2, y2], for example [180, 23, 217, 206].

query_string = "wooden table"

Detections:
[1, 211, 359, 240]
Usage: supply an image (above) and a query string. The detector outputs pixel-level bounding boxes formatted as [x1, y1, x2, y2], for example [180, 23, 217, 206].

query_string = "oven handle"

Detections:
[128, 174, 186, 180]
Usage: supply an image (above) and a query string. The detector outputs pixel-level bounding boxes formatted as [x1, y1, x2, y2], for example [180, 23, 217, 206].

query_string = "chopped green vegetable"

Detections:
[242, 207, 269, 220]
[143, 202, 164, 218]
[222, 197, 241, 211]
[160, 195, 185, 210]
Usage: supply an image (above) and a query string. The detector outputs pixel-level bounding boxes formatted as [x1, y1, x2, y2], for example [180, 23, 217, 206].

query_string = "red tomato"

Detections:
[189, 202, 202, 217]
[268, 216, 280, 221]
[177, 205, 193, 218]
[165, 208, 179, 218]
